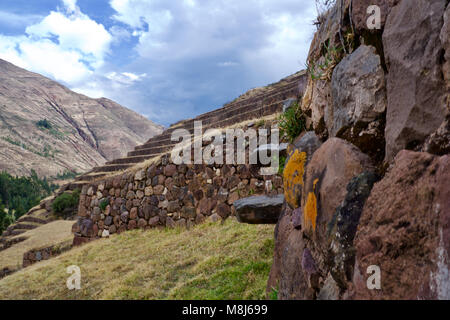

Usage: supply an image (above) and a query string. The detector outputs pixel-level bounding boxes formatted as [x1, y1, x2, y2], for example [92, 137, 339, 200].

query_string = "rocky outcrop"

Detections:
[269, 138, 375, 299]
[0, 59, 163, 177]
[269, 0, 450, 300]
[350, 151, 450, 300]
[234, 195, 284, 224]
[383, 0, 447, 162]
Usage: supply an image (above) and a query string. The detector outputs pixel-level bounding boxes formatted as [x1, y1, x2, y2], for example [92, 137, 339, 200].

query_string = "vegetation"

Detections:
[1, 136, 59, 158]
[0, 219, 275, 300]
[0, 170, 58, 233]
[36, 119, 52, 130]
[279, 102, 306, 143]
[306, 40, 344, 81]
[0, 220, 74, 271]
[277, 155, 287, 175]
[99, 198, 109, 212]
[52, 189, 80, 218]
[0, 200, 14, 235]
[36, 119, 65, 140]
[53, 170, 79, 181]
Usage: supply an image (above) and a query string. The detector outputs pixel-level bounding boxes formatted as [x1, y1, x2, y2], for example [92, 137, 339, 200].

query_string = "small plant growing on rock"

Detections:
[306, 40, 344, 81]
[99, 199, 109, 212]
[279, 102, 306, 143]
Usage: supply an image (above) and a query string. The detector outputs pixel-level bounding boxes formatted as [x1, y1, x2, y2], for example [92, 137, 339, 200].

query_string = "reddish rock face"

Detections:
[351, 0, 399, 32]
[351, 151, 450, 299]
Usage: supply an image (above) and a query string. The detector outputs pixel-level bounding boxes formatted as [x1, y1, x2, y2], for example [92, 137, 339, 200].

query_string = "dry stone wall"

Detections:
[73, 123, 286, 243]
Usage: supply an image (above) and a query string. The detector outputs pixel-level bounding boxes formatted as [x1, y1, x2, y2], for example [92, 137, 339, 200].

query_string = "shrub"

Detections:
[52, 189, 80, 218]
[279, 102, 306, 143]
[36, 119, 52, 130]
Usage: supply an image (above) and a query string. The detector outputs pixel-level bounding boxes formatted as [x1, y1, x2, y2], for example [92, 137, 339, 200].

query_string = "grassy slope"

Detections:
[0, 219, 275, 300]
[0, 220, 74, 271]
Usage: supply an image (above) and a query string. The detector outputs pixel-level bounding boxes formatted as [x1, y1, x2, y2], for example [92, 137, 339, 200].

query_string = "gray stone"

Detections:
[328, 45, 386, 137]
[383, 0, 447, 162]
[317, 275, 340, 300]
[234, 195, 284, 224]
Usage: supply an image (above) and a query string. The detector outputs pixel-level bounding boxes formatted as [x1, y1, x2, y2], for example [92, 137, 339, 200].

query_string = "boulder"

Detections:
[350, 151, 450, 299]
[267, 205, 294, 296]
[277, 227, 313, 300]
[234, 195, 284, 224]
[302, 138, 374, 272]
[283, 131, 322, 209]
[383, 0, 447, 162]
[326, 171, 379, 289]
[328, 45, 386, 162]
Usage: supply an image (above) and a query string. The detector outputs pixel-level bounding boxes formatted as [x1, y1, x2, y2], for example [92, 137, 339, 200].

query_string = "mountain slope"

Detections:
[0, 59, 163, 177]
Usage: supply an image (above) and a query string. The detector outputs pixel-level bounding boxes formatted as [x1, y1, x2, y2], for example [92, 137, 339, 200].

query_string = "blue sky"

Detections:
[0, 0, 316, 127]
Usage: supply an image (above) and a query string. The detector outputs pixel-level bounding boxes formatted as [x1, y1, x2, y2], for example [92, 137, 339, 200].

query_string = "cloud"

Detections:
[0, 0, 317, 126]
[107, 0, 316, 125]
[0, 0, 113, 90]
[0, 11, 43, 30]
[106, 71, 147, 85]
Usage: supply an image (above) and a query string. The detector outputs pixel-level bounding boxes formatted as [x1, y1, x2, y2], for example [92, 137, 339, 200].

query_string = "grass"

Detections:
[0, 220, 75, 271]
[0, 218, 275, 300]
[278, 102, 306, 143]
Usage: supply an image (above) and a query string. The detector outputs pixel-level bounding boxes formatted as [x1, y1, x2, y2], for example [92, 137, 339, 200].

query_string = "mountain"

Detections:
[0, 59, 163, 178]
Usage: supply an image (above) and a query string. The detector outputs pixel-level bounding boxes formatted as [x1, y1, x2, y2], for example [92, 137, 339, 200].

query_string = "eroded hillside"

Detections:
[0, 59, 163, 177]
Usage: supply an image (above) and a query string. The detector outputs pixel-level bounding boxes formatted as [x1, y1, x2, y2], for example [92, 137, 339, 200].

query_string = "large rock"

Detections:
[301, 138, 374, 272]
[383, 0, 447, 162]
[327, 171, 379, 289]
[270, 138, 374, 300]
[277, 227, 313, 300]
[266, 204, 294, 296]
[329, 45, 387, 162]
[234, 195, 284, 224]
[350, 151, 450, 300]
[423, 5, 450, 156]
[351, 0, 399, 32]
[283, 132, 322, 209]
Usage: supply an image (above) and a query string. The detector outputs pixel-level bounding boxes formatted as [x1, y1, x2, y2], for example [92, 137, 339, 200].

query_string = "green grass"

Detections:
[0, 219, 275, 300]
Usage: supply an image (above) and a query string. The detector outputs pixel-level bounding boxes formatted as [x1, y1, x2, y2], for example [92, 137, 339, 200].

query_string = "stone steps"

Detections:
[92, 163, 133, 173]
[73, 70, 306, 183]
[106, 155, 157, 165]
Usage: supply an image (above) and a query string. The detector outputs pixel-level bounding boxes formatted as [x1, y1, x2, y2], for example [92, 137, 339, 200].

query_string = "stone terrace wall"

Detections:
[73, 122, 286, 244]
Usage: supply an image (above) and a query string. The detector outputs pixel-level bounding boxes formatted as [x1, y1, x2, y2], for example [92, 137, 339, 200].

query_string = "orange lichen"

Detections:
[304, 179, 319, 232]
[283, 150, 307, 208]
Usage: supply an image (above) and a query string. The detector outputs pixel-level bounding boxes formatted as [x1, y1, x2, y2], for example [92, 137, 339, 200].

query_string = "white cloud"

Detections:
[106, 71, 147, 85]
[25, 6, 112, 66]
[218, 61, 239, 67]
[0, 0, 113, 93]
[62, 0, 78, 13]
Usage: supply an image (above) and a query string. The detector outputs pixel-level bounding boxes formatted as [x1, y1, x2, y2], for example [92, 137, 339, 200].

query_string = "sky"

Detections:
[0, 0, 316, 127]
